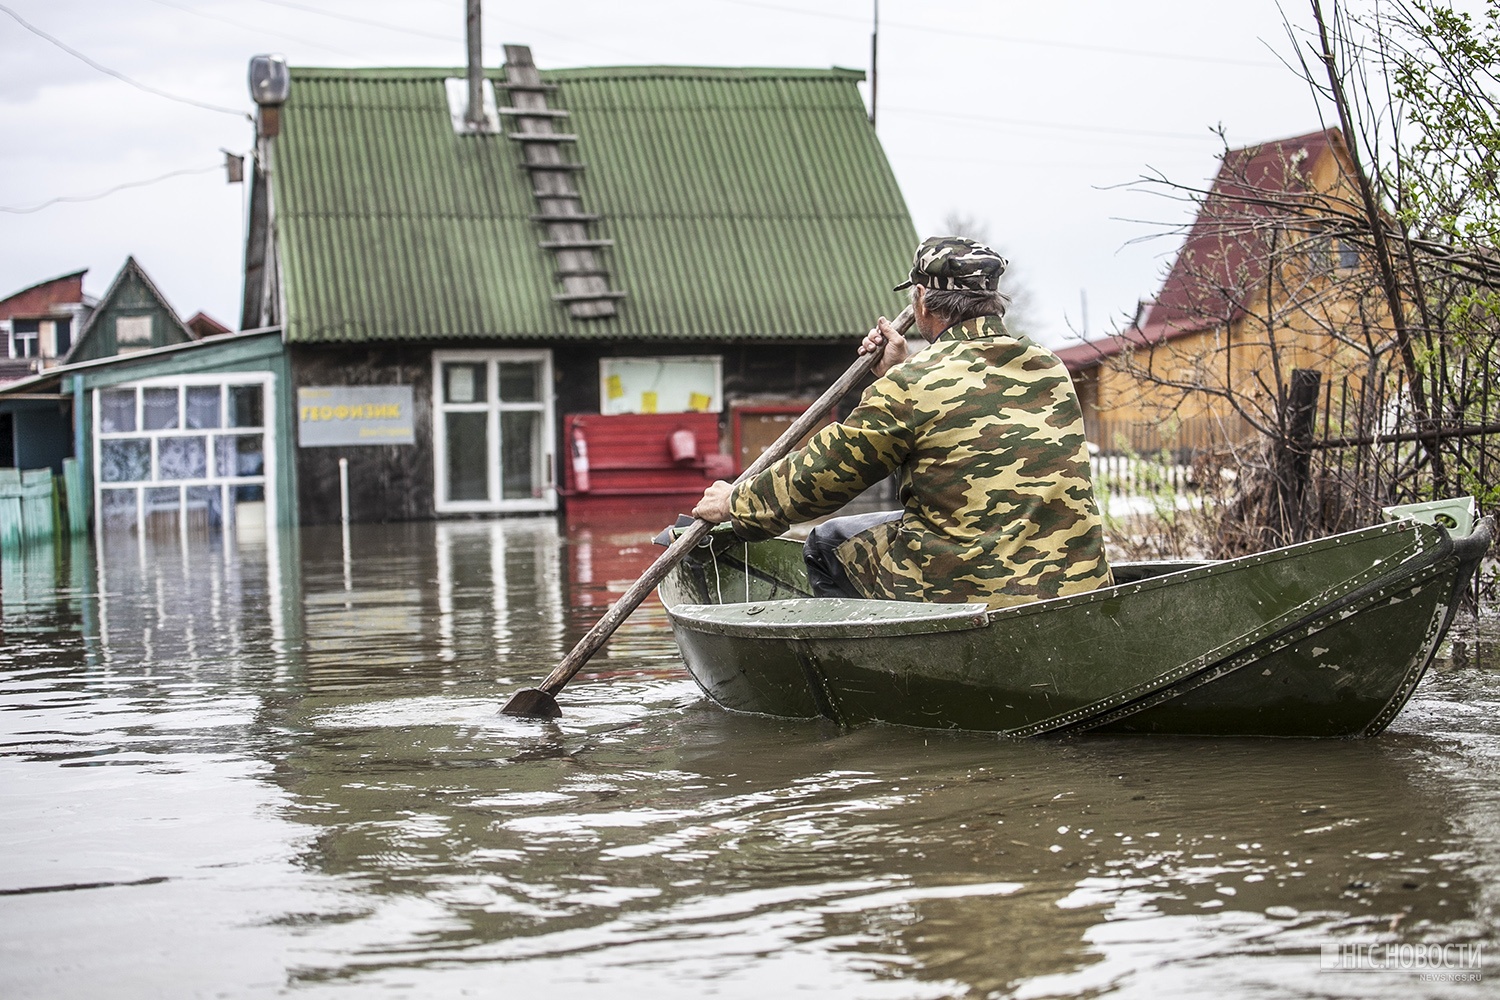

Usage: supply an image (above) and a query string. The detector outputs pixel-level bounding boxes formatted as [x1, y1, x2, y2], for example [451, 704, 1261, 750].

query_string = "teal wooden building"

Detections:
[0, 258, 295, 541]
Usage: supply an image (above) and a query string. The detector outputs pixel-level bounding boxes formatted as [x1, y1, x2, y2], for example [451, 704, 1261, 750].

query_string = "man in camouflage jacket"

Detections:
[693, 237, 1112, 610]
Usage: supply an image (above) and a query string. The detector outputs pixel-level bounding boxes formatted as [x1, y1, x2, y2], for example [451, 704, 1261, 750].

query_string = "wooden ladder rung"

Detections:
[553, 291, 628, 303]
[539, 238, 615, 250]
[499, 81, 560, 92]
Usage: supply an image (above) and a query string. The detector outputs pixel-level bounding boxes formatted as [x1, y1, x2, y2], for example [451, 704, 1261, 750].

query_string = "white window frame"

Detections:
[432, 349, 555, 515]
[93, 372, 278, 541]
[10, 319, 39, 359]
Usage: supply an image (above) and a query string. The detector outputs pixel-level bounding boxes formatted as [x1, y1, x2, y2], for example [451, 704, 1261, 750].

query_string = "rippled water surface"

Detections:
[2, 518, 1497, 999]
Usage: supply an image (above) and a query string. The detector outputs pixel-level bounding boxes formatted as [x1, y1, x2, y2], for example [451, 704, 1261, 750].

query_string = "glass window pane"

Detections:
[185, 386, 222, 429]
[144, 486, 181, 538]
[12, 320, 38, 358]
[142, 387, 179, 430]
[100, 488, 138, 530]
[444, 363, 486, 404]
[100, 389, 136, 433]
[231, 486, 267, 542]
[159, 435, 207, 480]
[100, 439, 151, 483]
[599, 357, 719, 414]
[116, 315, 153, 346]
[185, 485, 222, 531]
[235, 436, 264, 477]
[446, 412, 488, 501]
[498, 362, 540, 403]
[145, 486, 180, 506]
[216, 435, 265, 478]
[500, 411, 541, 500]
[230, 385, 263, 428]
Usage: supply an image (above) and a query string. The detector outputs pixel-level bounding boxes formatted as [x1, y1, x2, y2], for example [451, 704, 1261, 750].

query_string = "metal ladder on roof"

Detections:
[501, 44, 626, 320]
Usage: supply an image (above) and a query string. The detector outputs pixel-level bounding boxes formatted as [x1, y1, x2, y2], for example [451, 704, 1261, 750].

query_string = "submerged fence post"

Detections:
[1277, 369, 1323, 542]
[0, 469, 21, 551]
[62, 458, 87, 536]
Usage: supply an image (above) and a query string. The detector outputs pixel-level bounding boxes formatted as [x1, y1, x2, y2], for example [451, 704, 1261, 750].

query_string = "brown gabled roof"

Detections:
[1146, 128, 1338, 334]
[0, 269, 89, 320]
[1060, 128, 1343, 375]
[185, 311, 232, 338]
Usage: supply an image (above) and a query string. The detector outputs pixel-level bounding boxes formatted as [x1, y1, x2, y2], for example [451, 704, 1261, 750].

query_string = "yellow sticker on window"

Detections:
[688, 392, 711, 411]
[606, 374, 624, 400]
[641, 391, 658, 414]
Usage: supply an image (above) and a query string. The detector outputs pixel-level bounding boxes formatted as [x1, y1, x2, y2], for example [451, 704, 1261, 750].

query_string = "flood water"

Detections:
[1, 515, 1497, 999]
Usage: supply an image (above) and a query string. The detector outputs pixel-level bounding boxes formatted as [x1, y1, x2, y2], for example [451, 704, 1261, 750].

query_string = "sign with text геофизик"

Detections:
[297, 386, 415, 447]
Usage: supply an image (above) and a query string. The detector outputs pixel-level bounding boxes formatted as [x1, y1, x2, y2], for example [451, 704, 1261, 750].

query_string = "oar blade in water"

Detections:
[500, 688, 562, 719]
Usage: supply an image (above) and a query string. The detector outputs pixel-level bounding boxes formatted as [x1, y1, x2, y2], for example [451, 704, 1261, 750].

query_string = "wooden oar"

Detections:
[501, 304, 916, 718]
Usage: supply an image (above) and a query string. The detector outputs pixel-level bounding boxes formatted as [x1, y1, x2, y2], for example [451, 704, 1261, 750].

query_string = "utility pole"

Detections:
[869, 0, 879, 127]
[465, 0, 485, 131]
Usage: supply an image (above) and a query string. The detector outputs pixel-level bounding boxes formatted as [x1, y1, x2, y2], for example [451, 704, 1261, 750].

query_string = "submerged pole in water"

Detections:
[339, 458, 352, 591]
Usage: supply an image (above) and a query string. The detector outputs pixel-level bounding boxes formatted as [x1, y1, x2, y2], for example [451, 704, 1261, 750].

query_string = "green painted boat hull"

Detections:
[657, 507, 1494, 738]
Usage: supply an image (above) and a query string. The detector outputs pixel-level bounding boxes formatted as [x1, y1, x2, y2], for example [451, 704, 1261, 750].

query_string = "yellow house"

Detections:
[1059, 128, 1389, 455]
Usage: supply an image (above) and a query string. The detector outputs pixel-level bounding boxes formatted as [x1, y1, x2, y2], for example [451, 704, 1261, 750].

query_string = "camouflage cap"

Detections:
[893, 236, 1009, 292]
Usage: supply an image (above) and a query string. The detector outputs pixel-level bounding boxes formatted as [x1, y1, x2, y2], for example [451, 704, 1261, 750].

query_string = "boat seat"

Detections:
[668, 597, 991, 639]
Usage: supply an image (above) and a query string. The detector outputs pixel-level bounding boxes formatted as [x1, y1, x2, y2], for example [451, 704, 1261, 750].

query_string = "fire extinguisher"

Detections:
[571, 425, 591, 493]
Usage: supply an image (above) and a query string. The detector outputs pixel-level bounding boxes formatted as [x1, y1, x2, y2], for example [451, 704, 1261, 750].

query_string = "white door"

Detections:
[432, 350, 555, 514]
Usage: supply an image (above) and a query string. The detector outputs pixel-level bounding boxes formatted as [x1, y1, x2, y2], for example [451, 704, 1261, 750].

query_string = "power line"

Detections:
[0, 165, 223, 215]
[251, 0, 460, 44]
[880, 104, 1221, 141]
[142, 0, 360, 57]
[251, 0, 650, 64]
[714, 0, 1281, 69]
[0, 3, 247, 118]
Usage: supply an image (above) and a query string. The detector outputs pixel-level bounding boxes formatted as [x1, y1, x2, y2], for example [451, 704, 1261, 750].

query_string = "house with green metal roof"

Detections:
[242, 44, 917, 524]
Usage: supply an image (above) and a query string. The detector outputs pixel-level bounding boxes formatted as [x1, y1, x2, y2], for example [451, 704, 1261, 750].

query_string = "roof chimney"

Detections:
[465, 0, 485, 130]
[248, 54, 289, 138]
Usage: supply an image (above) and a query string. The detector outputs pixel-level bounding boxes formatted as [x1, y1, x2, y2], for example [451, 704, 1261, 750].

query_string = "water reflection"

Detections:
[1, 519, 1496, 999]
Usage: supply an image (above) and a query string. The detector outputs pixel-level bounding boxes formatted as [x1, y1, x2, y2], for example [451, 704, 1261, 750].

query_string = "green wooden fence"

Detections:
[0, 461, 87, 550]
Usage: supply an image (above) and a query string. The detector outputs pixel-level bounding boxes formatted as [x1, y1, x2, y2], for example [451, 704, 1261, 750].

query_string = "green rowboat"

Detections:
[656, 499, 1494, 737]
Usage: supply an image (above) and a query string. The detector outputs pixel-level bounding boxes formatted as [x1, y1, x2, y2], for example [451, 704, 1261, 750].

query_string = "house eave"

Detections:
[0, 327, 284, 398]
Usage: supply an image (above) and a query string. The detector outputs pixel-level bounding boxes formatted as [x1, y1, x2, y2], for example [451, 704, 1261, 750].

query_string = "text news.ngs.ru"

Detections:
[1322, 942, 1483, 983]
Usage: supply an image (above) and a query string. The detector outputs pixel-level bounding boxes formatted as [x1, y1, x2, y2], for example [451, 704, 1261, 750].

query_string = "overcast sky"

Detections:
[0, 0, 1341, 346]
